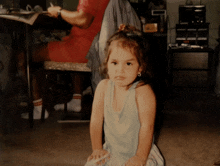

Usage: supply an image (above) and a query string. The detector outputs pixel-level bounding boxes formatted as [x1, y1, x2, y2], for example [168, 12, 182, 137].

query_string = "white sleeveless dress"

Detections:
[102, 80, 164, 166]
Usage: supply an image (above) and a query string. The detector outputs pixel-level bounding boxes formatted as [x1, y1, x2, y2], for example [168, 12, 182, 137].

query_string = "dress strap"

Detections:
[129, 81, 140, 90]
[107, 80, 139, 91]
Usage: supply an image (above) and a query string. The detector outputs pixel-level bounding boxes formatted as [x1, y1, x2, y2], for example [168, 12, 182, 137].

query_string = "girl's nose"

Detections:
[116, 64, 124, 73]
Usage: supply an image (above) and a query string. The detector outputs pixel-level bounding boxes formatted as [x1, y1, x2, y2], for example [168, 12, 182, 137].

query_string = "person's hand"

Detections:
[87, 149, 110, 165]
[125, 155, 146, 166]
[47, 6, 62, 18]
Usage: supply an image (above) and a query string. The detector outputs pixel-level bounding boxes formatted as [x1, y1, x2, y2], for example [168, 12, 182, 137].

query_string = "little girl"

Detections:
[85, 25, 164, 166]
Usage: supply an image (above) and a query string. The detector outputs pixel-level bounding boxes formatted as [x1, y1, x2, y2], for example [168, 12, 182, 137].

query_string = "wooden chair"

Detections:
[41, 61, 92, 121]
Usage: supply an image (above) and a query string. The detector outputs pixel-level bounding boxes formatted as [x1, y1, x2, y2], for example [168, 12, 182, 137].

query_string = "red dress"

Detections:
[48, 0, 110, 63]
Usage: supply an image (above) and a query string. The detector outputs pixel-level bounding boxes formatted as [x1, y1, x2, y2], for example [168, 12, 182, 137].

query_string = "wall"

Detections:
[46, 0, 79, 11]
[62, 0, 79, 11]
[0, 0, 79, 11]
[167, 0, 220, 49]
[0, 0, 219, 48]
[0, 0, 20, 8]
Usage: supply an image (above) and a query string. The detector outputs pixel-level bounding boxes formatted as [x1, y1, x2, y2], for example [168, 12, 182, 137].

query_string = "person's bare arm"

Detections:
[125, 84, 156, 165]
[87, 79, 109, 162]
[90, 79, 107, 151]
[135, 84, 156, 162]
[47, 6, 94, 29]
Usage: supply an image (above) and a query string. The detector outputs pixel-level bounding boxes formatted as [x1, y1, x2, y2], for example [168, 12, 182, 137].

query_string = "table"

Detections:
[0, 13, 36, 127]
[0, 12, 71, 127]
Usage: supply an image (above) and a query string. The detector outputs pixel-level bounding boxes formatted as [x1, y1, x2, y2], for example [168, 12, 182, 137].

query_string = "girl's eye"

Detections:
[111, 62, 117, 65]
[127, 62, 132, 66]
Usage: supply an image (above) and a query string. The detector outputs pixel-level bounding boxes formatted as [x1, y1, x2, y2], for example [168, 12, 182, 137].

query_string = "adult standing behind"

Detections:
[20, 0, 110, 119]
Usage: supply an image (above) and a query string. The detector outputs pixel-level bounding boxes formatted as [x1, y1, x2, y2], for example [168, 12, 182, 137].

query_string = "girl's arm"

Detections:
[88, 79, 109, 160]
[126, 84, 156, 165]
[136, 84, 156, 161]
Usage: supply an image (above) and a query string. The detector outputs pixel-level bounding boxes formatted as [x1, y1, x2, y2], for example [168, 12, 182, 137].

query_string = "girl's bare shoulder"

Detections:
[98, 79, 109, 87]
[135, 83, 156, 112]
[136, 83, 155, 99]
[96, 79, 110, 93]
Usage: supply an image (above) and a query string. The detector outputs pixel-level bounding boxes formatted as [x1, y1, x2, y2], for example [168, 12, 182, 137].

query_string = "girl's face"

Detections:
[107, 42, 142, 88]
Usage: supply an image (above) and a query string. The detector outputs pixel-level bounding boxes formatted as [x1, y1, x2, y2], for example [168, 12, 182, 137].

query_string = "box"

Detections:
[144, 23, 158, 33]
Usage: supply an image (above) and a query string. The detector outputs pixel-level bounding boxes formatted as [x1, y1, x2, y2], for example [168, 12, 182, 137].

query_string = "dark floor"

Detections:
[1, 78, 220, 166]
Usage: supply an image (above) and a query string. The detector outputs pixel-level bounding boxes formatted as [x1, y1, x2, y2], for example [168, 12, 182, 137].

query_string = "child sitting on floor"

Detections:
[85, 24, 164, 166]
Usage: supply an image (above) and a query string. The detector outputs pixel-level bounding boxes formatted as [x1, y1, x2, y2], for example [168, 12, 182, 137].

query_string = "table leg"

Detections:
[25, 24, 34, 128]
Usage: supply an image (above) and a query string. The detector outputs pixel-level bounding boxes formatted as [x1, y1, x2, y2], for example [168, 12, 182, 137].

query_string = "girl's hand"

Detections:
[87, 149, 110, 165]
[125, 155, 146, 166]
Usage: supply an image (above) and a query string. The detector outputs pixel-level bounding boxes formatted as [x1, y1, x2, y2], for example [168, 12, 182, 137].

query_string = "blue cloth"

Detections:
[84, 80, 164, 166]
[86, 0, 141, 91]
[103, 80, 141, 165]
[102, 80, 164, 166]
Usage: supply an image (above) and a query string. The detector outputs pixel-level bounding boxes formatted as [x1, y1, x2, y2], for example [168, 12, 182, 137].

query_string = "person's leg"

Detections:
[21, 44, 50, 119]
[54, 72, 93, 112]
[215, 58, 220, 96]
[73, 72, 83, 94]
[32, 44, 51, 63]
[54, 73, 83, 112]
[71, 73, 83, 112]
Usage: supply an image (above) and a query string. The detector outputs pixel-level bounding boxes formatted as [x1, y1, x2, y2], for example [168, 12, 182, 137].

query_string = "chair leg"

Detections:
[64, 102, 68, 113]
[41, 70, 47, 122]
[28, 100, 34, 128]
[41, 103, 46, 122]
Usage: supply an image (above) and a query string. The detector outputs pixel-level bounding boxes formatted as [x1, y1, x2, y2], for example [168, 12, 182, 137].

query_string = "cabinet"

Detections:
[168, 48, 215, 89]
[176, 23, 209, 47]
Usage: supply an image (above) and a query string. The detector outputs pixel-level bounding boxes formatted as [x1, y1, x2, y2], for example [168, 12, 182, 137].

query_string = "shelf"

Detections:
[175, 23, 209, 46]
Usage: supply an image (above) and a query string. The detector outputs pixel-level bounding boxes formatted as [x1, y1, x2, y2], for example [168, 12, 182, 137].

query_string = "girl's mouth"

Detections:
[115, 76, 125, 80]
